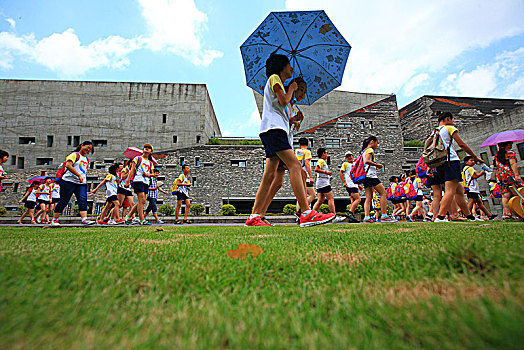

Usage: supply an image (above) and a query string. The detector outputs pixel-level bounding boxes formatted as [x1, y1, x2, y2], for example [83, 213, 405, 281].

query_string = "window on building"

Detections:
[104, 158, 114, 164]
[157, 175, 166, 181]
[36, 158, 53, 166]
[90, 162, 95, 169]
[346, 134, 351, 143]
[73, 136, 80, 147]
[180, 157, 184, 166]
[195, 157, 200, 167]
[360, 121, 365, 129]
[369, 121, 374, 129]
[10, 156, 16, 165]
[47, 135, 54, 147]
[480, 152, 489, 164]
[204, 163, 214, 168]
[165, 164, 177, 169]
[489, 145, 497, 156]
[337, 122, 352, 128]
[325, 138, 340, 148]
[13, 183, 19, 193]
[40, 171, 46, 176]
[67, 136, 72, 146]
[231, 160, 246, 167]
[172, 135, 178, 143]
[192, 177, 197, 187]
[196, 135, 201, 144]
[310, 159, 318, 168]
[93, 140, 107, 148]
[19, 137, 35, 144]
[162, 114, 167, 124]
[327, 156, 331, 166]
[95, 164, 106, 169]
[388, 125, 398, 129]
[385, 149, 394, 154]
[517, 143, 524, 160]
[205, 206, 210, 215]
[87, 175, 99, 182]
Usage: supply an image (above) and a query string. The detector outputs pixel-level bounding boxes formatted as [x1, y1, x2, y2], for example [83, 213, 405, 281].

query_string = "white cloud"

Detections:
[403, 73, 429, 96]
[284, 0, 524, 96]
[0, 0, 222, 76]
[222, 106, 261, 136]
[5, 17, 15, 30]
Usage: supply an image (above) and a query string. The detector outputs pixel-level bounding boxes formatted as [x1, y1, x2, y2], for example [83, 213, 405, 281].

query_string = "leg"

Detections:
[364, 187, 373, 217]
[175, 200, 182, 221]
[325, 191, 335, 214]
[72, 184, 89, 219]
[375, 184, 388, 213]
[476, 198, 492, 216]
[502, 192, 511, 217]
[111, 200, 121, 220]
[431, 185, 443, 219]
[184, 199, 191, 220]
[136, 192, 147, 221]
[306, 187, 316, 207]
[260, 167, 285, 217]
[349, 193, 361, 213]
[312, 192, 326, 212]
[251, 157, 281, 215]
[277, 149, 309, 212]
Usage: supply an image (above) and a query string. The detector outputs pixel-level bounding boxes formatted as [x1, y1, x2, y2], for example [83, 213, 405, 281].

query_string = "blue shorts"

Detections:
[345, 187, 359, 194]
[260, 129, 291, 158]
[132, 182, 149, 194]
[431, 160, 462, 185]
[175, 191, 189, 201]
[363, 177, 381, 188]
[117, 187, 133, 197]
[317, 185, 332, 194]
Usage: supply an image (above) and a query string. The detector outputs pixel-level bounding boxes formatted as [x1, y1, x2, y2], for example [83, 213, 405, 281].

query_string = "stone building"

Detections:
[399, 95, 523, 141]
[0, 80, 221, 171]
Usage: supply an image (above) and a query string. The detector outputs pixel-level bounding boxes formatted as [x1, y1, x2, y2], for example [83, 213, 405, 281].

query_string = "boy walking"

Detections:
[313, 148, 337, 216]
[340, 151, 362, 223]
[146, 169, 169, 224]
[174, 164, 192, 224]
[463, 156, 497, 220]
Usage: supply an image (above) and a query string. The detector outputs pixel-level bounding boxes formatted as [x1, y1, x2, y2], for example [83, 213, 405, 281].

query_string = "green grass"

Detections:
[1, 222, 523, 349]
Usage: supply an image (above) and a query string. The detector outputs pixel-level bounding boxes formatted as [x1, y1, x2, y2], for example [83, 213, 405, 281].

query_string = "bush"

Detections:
[207, 137, 221, 145]
[72, 205, 80, 216]
[221, 204, 236, 216]
[319, 204, 330, 214]
[190, 203, 205, 216]
[158, 204, 175, 216]
[0, 207, 6, 216]
[283, 204, 297, 215]
[18, 205, 28, 215]
[404, 140, 424, 147]
[386, 205, 393, 214]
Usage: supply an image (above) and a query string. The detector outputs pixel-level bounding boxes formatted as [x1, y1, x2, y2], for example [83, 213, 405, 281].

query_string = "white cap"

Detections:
[345, 151, 353, 157]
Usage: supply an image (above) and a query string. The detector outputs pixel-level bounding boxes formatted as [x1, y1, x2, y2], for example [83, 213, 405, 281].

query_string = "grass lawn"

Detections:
[0, 222, 523, 349]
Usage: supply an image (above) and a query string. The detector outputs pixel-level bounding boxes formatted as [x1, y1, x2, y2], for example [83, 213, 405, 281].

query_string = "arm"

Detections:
[176, 179, 191, 187]
[472, 170, 485, 179]
[339, 170, 347, 187]
[65, 160, 84, 183]
[304, 159, 313, 184]
[124, 162, 136, 187]
[90, 179, 107, 195]
[273, 82, 297, 107]
[19, 189, 30, 204]
[510, 157, 521, 181]
[365, 153, 383, 169]
[452, 132, 483, 163]
[315, 164, 332, 176]
[159, 188, 169, 195]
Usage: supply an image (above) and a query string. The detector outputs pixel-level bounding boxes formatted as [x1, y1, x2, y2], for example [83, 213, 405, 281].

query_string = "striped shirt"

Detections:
[148, 177, 158, 199]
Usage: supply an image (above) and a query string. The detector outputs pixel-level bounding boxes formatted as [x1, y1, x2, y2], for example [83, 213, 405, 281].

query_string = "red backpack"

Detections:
[393, 182, 404, 199]
[55, 152, 82, 180]
[405, 179, 417, 199]
[415, 156, 428, 177]
[350, 148, 372, 184]
[386, 184, 395, 200]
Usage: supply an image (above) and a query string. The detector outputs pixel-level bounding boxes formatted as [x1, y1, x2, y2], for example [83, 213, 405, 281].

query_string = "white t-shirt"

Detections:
[340, 162, 358, 188]
[132, 156, 153, 184]
[27, 188, 37, 202]
[413, 177, 423, 195]
[38, 184, 52, 201]
[51, 183, 60, 199]
[463, 166, 479, 193]
[105, 174, 119, 197]
[316, 159, 331, 189]
[363, 148, 378, 178]
[260, 74, 290, 137]
[62, 152, 89, 184]
[295, 148, 313, 182]
[438, 125, 460, 161]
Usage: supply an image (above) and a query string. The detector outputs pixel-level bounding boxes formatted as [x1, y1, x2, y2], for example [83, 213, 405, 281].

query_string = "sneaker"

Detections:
[98, 220, 110, 225]
[261, 217, 274, 226]
[157, 220, 164, 224]
[107, 219, 117, 225]
[31, 220, 37, 224]
[363, 218, 374, 224]
[36, 217, 41, 224]
[407, 215, 414, 222]
[434, 217, 449, 223]
[139, 220, 152, 225]
[468, 216, 485, 222]
[488, 214, 498, 221]
[123, 215, 130, 224]
[50, 219, 60, 226]
[115, 219, 125, 225]
[131, 217, 141, 225]
[423, 217, 432, 222]
[81, 219, 96, 225]
[244, 216, 272, 226]
[379, 215, 398, 223]
[299, 210, 335, 228]
[334, 216, 346, 223]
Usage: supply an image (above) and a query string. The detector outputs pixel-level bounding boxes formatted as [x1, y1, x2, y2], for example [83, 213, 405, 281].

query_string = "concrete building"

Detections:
[0, 80, 221, 171]
[399, 95, 524, 141]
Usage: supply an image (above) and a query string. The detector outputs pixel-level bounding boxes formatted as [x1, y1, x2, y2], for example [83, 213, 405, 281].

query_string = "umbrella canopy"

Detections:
[123, 147, 158, 166]
[28, 176, 49, 184]
[241, 10, 351, 105]
[480, 129, 524, 148]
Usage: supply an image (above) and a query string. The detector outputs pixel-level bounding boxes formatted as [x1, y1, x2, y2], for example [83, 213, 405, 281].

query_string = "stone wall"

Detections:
[0, 80, 222, 173]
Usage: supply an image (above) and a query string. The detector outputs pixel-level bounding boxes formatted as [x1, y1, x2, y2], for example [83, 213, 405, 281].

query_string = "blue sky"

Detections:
[1, 0, 523, 137]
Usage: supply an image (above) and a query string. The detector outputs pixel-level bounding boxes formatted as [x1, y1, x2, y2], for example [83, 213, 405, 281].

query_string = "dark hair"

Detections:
[266, 51, 290, 78]
[182, 164, 189, 170]
[437, 111, 453, 122]
[153, 168, 160, 173]
[74, 140, 94, 154]
[298, 137, 309, 146]
[284, 77, 306, 90]
[108, 163, 119, 176]
[405, 170, 411, 177]
[45, 176, 53, 181]
[361, 136, 378, 152]
[317, 147, 326, 158]
[0, 149, 9, 160]
[495, 141, 512, 166]
[389, 176, 397, 182]
[463, 155, 474, 163]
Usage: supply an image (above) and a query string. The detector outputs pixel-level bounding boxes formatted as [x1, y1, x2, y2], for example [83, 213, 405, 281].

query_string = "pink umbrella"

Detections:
[123, 147, 158, 166]
[480, 129, 524, 148]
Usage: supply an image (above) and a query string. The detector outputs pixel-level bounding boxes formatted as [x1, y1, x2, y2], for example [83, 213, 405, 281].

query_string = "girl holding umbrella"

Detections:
[494, 141, 523, 219]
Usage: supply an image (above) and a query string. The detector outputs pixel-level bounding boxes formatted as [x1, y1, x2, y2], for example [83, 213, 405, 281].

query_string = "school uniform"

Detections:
[431, 126, 462, 185]
[175, 174, 190, 201]
[55, 152, 89, 213]
[316, 159, 332, 193]
[362, 148, 381, 188]
[296, 148, 313, 187]
[340, 161, 359, 194]
[463, 166, 480, 199]
[131, 156, 153, 194]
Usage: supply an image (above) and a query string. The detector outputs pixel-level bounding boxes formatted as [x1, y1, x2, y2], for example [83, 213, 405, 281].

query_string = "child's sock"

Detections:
[364, 216, 370, 220]
[301, 209, 312, 216]
[249, 214, 260, 220]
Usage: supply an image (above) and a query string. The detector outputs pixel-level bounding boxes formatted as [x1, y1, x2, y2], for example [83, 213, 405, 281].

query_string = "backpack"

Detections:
[170, 180, 178, 194]
[461, 166, 473, 190]
[393, 182, 404, 199]
[415, 156, 428, 177]
[386, 184, 394, 200]
[129, 156, 142, 182]
[405, 180, 417, 200]
[350, 148, 371, 184]
[55, 152, 81, 180]
[490, 182, 501, 198]
[422, 126, 453, 168]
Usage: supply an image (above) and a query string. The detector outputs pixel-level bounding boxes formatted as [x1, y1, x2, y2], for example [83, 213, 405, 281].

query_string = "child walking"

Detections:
[124, 144, 154, 225]
[89, 163, 124, 225]
[463, 156, 496, 220]
[49, 181, 60, 215]
[361, 136, 397, 223]
[145, 169, 169, 224]
[34, 177, 53, 223]
[245, 51, 335, 227]
[312, 148, 336, 216]
[340, 151, 362, 223]
[173, 165, 192, 224]
[17, 182, 39, 224]
[117, 160, 136, 223]
[0, 149, 8, 194]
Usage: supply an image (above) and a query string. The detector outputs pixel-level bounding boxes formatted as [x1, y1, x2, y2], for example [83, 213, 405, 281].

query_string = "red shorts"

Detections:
[122, 198, 130, 208]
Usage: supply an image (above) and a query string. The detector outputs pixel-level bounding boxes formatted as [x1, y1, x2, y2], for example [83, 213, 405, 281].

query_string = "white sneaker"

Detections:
[157, 220, 164, 224]
[434, 218, 449, 223]
[468, 216, 485, 222]
[81, 219, 96, 225]
[36, 217, 42, 224]
[131, 217, 141, 225]
[334, 216, 346, 223]
[107, 219, 117, 225]
[50, 219, 60, 226]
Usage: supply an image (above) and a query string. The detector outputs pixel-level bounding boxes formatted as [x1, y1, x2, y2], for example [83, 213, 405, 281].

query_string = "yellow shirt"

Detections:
[176, 174, 190, 195]
[340, 161, 358, 188]
[268, 74, 284, 94]
[295, 148, 312, 181]
[363, 148, 377, 178]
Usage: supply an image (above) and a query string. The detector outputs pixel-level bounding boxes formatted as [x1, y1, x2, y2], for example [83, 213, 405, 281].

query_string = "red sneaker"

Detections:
[299, 210, 336, 228]
[244, 216, 271, 226]
[98, 220, 110, 225]
[115, 219, 125, 225]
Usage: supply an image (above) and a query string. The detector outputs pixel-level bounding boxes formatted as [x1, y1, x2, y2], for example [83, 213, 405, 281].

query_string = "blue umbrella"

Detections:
[240, 10, 351, 105]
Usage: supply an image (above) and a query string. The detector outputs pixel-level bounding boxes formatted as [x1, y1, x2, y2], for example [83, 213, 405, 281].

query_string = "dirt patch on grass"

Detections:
[252, 234, 278, 238]
[396, 228, 414, 233]
[137, 239, 179, 245]
[311, 251, 364, 265]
